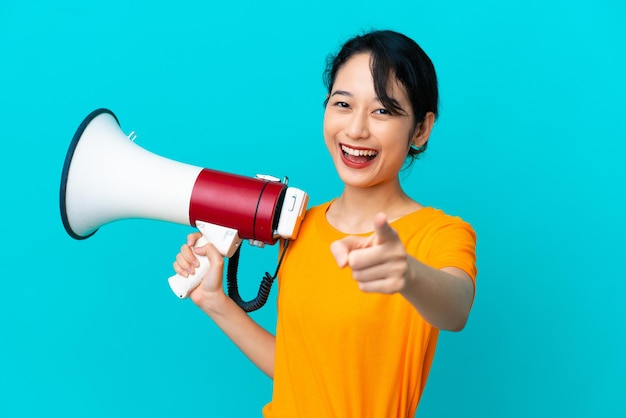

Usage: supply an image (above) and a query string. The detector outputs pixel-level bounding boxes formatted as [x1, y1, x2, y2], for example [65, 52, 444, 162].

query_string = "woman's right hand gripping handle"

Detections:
[170, 232, 226, 305]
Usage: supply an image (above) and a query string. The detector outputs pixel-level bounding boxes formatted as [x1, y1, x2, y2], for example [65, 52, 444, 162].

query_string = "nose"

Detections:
[345, 110, 369, 140]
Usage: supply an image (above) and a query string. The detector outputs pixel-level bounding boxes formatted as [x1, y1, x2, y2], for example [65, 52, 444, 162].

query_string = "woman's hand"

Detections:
[173, 231, 227, 308]
[330, 212, 409, 294]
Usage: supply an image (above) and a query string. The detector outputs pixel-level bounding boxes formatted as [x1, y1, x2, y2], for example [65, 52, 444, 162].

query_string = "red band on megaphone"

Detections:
[189, 168, 286, 244]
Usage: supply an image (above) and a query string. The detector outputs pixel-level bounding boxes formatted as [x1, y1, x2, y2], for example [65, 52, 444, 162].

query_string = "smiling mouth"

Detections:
[341, 144, 378, 163]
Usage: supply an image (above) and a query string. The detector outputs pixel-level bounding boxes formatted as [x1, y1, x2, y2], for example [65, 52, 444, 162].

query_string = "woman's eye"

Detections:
[335, 101, 350, 108]
[374, 108, 390, 115]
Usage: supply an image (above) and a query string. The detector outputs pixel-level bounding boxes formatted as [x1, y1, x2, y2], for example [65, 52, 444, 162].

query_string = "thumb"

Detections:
[192, 243, 225, 292]
[372, 212, 398, 244]
[193, 242, 223, 264]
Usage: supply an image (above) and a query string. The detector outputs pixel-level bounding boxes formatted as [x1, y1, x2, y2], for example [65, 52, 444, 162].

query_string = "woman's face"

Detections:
[323, 53, 418, 190]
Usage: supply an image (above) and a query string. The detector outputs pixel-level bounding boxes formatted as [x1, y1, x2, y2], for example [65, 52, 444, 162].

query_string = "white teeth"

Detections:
[341, 144, 378, 157]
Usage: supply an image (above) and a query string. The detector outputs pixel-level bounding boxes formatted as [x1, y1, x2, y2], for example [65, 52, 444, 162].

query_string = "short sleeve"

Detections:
[425, 217, 478, 282]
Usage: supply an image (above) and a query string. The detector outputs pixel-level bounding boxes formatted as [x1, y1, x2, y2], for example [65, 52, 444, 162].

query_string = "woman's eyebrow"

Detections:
[330, 90, 352, 98]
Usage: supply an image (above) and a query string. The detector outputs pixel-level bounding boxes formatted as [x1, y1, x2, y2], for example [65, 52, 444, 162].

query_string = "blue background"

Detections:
[1, 1, 625, 417]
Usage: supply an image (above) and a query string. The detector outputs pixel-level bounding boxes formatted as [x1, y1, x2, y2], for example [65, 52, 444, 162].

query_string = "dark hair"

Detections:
[323, 30, 439, 161]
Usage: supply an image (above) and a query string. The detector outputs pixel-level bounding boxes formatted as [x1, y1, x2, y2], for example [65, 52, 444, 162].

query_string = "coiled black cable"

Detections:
[226, 240, 290, 312]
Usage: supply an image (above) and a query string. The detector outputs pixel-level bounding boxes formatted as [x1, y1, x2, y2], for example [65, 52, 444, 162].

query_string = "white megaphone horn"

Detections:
[60, 108, 308, 310]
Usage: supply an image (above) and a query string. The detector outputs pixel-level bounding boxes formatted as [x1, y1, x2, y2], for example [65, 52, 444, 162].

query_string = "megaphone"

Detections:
[60, 108, 308, 310]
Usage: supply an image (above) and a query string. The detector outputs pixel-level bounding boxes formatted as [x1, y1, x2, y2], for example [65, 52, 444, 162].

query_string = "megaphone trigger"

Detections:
[195, 221, 242, 258]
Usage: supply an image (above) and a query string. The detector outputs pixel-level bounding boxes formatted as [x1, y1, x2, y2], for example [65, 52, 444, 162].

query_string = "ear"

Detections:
[411, 112, 435, 148]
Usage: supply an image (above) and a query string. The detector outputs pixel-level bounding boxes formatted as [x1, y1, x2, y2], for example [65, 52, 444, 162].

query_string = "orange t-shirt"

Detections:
[263, 201, 477, 417]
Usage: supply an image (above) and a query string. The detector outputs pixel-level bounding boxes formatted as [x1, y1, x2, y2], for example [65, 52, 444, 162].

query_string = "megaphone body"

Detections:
[60, 108, 308, 306]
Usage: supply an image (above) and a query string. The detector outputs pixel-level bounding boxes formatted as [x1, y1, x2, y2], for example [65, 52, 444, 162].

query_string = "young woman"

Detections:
[173, 29, 477, 417]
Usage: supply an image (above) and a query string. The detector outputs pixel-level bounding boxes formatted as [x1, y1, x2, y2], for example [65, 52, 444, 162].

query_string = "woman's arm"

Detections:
[401, 262, 474, 331]
[174, 233, 276, 378]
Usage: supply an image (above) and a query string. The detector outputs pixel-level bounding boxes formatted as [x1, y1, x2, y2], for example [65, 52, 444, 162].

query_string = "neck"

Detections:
[326, 182, 422, 234]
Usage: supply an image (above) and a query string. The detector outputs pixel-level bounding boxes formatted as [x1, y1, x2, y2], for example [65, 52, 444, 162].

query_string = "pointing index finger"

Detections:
[373, 212, 398, 243]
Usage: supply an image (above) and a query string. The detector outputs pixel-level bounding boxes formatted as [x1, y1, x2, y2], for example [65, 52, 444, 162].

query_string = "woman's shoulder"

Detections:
[305, 200, 333, 217]
[393, 206, 475, 234]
